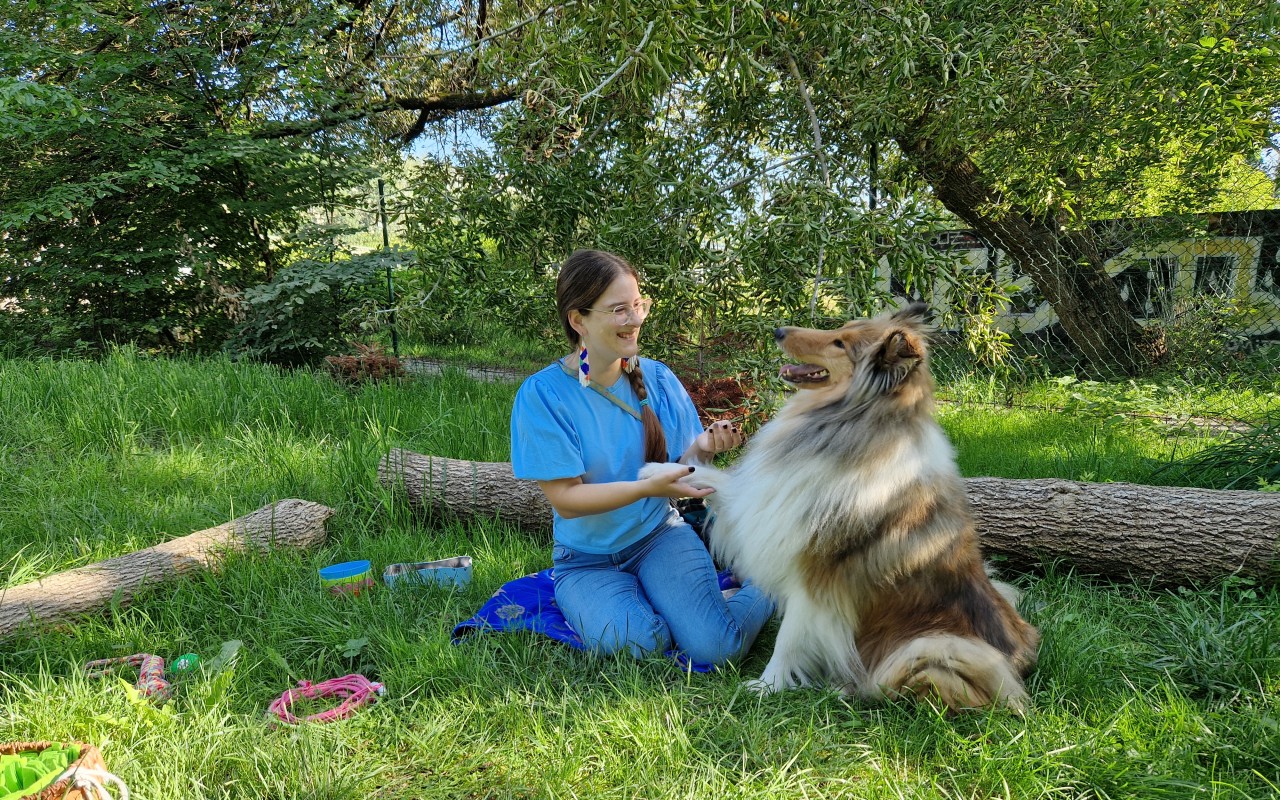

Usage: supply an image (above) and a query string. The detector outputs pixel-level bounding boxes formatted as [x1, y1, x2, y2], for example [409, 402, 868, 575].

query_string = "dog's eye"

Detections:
[832, 340, 846, 350]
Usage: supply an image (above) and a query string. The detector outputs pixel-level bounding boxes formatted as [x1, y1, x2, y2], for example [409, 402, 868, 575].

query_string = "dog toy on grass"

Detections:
[267, 674, 385, 725]
[383, 555, 473, 590]
[83, 654, 172, 701]
[168, 653, 201, 676]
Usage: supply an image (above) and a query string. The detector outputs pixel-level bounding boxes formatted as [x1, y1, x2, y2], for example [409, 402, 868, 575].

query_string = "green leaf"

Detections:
[341, 637, 369, 659]
[207, 639, 243, 674]
[263, 645, 294, 678]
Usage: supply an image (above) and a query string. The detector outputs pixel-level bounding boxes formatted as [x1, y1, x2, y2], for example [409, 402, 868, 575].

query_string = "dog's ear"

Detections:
[888, 302, 929, 327]
[877, 329, 925, 374]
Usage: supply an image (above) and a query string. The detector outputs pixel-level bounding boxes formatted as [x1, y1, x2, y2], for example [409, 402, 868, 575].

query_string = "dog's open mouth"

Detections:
[779, 363, 829, 384]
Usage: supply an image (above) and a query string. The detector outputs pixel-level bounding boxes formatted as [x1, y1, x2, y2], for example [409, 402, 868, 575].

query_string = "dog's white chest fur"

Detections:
[702, 419, 956, 590]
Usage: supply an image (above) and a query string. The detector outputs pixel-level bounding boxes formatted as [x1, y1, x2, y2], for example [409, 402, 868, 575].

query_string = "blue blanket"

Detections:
[452, 567, 737, 673]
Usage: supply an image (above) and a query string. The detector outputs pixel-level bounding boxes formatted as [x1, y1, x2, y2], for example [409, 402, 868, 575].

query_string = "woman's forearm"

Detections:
[545, 479, 650, 519]
[537, 465, 706, 519]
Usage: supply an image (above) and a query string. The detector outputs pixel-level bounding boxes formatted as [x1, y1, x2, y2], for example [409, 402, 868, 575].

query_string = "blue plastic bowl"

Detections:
[319, 559, 373, 585]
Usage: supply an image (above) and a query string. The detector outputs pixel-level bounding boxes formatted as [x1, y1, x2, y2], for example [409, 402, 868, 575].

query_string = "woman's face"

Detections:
[570, 272, 646, 365]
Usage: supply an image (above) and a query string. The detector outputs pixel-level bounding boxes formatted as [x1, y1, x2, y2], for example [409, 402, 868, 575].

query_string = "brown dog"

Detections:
[669, 303, 1039, 712]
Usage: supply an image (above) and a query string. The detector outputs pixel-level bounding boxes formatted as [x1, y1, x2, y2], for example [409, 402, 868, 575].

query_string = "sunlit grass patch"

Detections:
[2, 348, 1279, 799]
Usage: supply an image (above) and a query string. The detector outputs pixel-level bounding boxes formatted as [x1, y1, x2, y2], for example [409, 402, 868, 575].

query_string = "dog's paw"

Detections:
[744, 677, 779, 696]
[748, 666, 804, 695]
[638, 462, 682, 481]
[638, 461, 723, 491]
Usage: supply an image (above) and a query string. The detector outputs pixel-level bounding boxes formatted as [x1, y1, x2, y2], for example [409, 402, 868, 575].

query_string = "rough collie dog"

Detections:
[654, 303, 1039, 712]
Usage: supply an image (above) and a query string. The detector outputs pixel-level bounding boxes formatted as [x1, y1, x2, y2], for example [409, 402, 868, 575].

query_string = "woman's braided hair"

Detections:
[556, 249, 667, 463]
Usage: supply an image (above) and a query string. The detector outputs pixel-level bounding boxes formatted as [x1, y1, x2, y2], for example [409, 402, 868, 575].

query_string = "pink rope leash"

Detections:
[267, 674, 386, 725]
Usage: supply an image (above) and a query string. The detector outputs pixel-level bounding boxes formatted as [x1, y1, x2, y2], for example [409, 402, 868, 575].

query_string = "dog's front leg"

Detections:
[747, 612, 813, 694]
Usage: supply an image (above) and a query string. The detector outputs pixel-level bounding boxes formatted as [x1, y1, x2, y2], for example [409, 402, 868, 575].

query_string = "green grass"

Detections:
[396, 322, 564, 376]
[2, 348, 1279, 799]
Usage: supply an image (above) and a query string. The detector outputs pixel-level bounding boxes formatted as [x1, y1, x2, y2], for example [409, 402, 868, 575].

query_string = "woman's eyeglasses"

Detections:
[585, 297, 653, 324]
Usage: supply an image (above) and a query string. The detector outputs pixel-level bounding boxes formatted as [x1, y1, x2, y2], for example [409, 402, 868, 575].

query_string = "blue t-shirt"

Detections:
[511, 357, 705, 554]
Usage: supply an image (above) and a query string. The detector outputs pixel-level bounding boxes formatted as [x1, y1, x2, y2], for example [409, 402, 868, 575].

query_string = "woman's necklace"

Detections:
[560, 355, 644, 420]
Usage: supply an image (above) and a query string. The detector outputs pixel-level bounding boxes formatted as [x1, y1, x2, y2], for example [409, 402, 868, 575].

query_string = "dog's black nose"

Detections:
[774, 327, 787, 343]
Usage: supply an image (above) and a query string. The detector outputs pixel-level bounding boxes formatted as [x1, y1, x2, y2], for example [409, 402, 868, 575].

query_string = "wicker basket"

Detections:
[0, 741, 107, 800]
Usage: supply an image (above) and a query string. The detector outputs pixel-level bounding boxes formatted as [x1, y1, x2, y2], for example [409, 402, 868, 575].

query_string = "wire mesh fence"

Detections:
[373, 204, 1279, 429]
[864, 209, 1280, 422]
[901, 210, 1280, 347]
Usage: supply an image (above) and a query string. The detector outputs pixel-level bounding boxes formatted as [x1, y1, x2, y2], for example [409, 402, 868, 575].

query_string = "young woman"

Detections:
[510, 249, 773, 667]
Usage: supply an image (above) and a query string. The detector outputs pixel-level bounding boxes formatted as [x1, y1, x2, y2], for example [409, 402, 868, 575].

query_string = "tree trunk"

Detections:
[1, 499, 335, 638]
[380, 449, 1280, 586]
[963, 477, 1279, 583]
[380, 449, 552, 532]
[895, 127, 1168, 375]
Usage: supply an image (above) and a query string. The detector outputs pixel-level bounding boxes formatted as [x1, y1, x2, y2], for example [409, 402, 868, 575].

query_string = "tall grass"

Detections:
[2, 348, 1278, 799]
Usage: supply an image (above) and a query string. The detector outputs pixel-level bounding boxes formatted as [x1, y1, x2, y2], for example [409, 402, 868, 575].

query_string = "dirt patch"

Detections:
[681, 375, 762, 427]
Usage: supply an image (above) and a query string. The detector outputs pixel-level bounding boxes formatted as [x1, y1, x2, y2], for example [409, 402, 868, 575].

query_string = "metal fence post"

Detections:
[378, 178, 400, 359]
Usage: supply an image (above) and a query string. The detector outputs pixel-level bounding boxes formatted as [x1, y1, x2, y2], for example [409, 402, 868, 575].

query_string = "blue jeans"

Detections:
[552, 514, 774, 666]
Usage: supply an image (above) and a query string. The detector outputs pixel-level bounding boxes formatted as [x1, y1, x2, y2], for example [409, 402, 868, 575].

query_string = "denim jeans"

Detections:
[552, 514, 774, 666]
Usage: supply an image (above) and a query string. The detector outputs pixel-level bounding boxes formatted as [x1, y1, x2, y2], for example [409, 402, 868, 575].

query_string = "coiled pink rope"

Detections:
[267, 674, 385, 724]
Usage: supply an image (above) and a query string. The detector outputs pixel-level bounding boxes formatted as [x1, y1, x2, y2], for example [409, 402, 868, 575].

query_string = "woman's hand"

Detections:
[640, 463, 716, 500]
[695, 420, 743, 456]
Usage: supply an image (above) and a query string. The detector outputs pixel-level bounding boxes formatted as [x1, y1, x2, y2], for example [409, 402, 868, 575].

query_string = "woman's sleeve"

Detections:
[510, 377, 585, 481]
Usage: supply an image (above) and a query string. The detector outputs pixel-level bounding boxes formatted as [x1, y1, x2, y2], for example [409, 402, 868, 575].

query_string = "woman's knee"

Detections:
[579, 612, 672, 658]
[679, 588, 775, 666]
[679, 628, 747, 667]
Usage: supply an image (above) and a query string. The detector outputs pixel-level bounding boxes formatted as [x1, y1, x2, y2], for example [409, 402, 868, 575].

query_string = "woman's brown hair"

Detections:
[556, 249, 668, 463]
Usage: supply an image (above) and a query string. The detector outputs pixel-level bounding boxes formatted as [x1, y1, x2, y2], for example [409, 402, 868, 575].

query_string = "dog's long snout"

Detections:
[774, 327, 789, 344]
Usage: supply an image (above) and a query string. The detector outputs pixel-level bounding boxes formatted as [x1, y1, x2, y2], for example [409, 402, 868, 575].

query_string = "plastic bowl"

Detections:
[319, 559, 375, 596]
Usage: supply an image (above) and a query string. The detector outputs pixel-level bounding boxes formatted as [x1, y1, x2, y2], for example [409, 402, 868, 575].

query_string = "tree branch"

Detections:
[581, 20, 655, 103]
[786, 51, 832, 321]
[252, 88, 519, 141]
[403, 2, 574, 60]
[320, 0, 377, 44]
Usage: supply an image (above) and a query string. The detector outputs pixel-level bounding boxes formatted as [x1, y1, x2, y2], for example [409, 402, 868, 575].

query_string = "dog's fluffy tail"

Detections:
[867, 634, 1030, 715]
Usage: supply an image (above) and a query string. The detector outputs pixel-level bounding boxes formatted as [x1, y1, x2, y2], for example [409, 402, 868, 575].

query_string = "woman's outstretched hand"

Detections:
[640, 463, 716, 499]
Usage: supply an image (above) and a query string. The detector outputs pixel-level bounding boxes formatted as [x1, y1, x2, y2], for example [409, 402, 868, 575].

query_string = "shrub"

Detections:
[226, 253, 403, 367]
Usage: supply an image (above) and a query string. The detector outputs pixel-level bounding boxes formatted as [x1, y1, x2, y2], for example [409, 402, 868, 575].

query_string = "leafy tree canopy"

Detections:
[0, 0, 517, 351]
[403, 0, 1279, 372]
[2, 0, 1276, 372]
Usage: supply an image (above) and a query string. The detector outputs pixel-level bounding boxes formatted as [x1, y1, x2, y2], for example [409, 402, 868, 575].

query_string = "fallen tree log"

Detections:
[379, 448, 1280, 586]
[1, 499, 335, 638]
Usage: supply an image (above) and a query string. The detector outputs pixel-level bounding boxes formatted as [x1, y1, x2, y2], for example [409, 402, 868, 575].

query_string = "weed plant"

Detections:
[1153, 411, 1280, 490]
[2, 348, 1278, 799]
